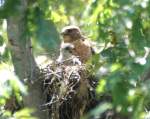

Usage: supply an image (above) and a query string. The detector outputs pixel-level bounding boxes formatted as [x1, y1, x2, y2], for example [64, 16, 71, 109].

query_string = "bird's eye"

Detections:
[64, 47, 73, 53]
[67, 29, 72, 32]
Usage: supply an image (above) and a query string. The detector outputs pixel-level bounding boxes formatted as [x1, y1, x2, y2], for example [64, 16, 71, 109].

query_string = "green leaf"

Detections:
[131, 17, 146, 51]
[113, 0, 130, 6]
[30, 8, 60, 54]
[96, 79, 106, 93]
[0, 0, 20, 18]
[0, 35, 4, 46]
[85, 102, 112, 119]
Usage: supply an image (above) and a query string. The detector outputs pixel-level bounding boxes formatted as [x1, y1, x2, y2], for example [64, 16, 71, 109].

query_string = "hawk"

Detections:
[54, 26, 97, 118]
[58, 25, 94, 64]
[57, 42, 81, 65]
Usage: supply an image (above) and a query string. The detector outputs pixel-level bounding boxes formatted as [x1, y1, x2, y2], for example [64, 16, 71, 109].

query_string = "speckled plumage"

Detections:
[60, 25, 93, 63]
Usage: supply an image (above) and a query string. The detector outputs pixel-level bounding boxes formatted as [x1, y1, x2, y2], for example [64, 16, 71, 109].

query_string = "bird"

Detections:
[56, 42, 81, 65]
[55, 25, 97, 119]
[60, 25, 94, 63]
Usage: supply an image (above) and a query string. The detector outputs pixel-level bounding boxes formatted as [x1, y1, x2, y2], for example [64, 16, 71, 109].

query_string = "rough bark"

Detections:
[7, 0, 46, 118]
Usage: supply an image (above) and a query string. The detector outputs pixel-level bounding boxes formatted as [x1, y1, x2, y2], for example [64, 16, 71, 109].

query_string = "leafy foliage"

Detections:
[0, 0, 20, 18]
[85, 0, 150, 118]
[0, 0, 150, 119]
[27, 5, 60, 55]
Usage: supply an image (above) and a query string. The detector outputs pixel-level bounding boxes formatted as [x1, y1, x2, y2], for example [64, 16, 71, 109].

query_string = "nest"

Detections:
[40, 58, 98, 119]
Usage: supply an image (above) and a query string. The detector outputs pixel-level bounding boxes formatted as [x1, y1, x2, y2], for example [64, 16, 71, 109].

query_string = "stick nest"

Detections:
[40, 59, 97, 119]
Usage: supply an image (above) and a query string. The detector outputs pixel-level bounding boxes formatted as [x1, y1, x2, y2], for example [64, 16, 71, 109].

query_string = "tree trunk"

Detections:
[7, 0, 46, 118]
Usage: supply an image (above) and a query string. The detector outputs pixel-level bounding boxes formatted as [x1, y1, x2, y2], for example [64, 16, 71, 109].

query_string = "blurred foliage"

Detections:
[0, 0, 150, 119]
[1, 108, 36, 119]
[87, 0, 150, 118]
[27, 4, 60, 56]
[0, 20, 10, 63]
[0, 64, 36, 119]
[0, 0, 20, 18]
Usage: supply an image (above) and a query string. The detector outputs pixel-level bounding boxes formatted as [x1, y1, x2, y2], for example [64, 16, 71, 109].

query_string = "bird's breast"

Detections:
[72, 40, 92, 63]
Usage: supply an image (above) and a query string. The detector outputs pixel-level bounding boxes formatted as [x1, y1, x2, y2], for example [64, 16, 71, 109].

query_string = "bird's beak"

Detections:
[60, 32, 64, 35]
[60, 31, 68, 35]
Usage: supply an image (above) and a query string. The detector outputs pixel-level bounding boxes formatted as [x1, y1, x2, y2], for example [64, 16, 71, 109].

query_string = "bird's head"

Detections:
[61, 25, 83, 42]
